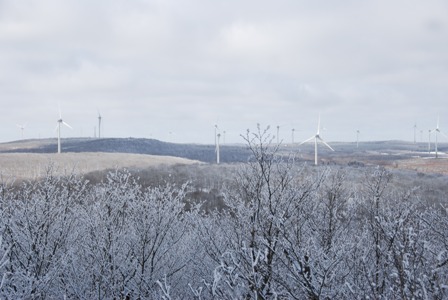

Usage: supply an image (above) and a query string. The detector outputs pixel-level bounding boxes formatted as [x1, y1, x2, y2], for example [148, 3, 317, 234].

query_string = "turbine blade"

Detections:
[440, 130, 448, 139]
[317, 136, 335, 151]
[317, 114, 321, 135]
[300, 136, 316, 145]
[62, 121, 73, 129]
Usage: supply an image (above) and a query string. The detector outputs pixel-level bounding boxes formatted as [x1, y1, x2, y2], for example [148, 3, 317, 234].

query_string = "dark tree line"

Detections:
[0, 126, 447, 299]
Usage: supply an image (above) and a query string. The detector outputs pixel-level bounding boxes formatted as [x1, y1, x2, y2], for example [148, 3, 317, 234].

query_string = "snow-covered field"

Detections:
[0, 152, 199, 180]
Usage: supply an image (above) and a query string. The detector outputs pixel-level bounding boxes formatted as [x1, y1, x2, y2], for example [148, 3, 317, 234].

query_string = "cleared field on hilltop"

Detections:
[295, 141, 448, 175]
[395, 157, 448, 175]
[0, 152, 200, 181]
[1, 138, 447, 181]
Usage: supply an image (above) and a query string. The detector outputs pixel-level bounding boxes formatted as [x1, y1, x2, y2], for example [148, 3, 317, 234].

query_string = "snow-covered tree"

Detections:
[0, 168, 87, 299]
[62, 169, 197, 299]
[196, 125, 332, 299]
[127, 182, 194, 298]
[419, 202, 448, 299]
[0, 132, 446, 299]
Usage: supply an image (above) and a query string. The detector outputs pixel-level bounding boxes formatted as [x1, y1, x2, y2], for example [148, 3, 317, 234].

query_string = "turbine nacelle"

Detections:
[56, 119, 72, 129]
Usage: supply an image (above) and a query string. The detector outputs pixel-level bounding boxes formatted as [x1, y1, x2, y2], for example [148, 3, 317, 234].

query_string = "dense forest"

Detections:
[0, 126, 447, 299]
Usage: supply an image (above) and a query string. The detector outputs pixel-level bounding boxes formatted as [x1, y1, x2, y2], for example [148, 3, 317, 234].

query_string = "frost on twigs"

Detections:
[0, 127, 446, 299]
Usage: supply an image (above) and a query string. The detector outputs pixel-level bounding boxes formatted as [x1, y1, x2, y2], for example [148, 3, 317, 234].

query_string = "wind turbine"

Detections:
[431, 117, 447, 158]
[56, 107, 72, 154]
[98, 111, 102, 139]
[300, 115, 334, 165]
[17, 123, 27, 139]
[214, 124, 219, 147]
[356, 130, 360, 148]
[428, 129, 431, 154]
[168, 131, 175, 142]
[276, 125, 280, 144]
[413, 123, 417, 144]
[216, 132, 221, 164]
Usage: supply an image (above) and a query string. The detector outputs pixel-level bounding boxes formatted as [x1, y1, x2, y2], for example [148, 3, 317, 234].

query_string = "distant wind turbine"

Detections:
[276, 125, 280, 144]
[428, 129, 431, 154]
[56, 107, 72, 154]
[17, 123, 27, 139]
[214, 124, 219, 147]
[168, 131, 175, 142]
[98, 111, 102, 139]
[275, 123, 296, 145]
[413, 123, 417, 144]
[431, 117, 447, 158]
[216, 133, 221, 164]
[300, 115, 334, 165]
[356, 130, 360, 148]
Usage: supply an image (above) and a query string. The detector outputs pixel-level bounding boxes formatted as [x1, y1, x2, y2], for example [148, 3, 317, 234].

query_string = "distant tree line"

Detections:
[0, 126, 447, 299]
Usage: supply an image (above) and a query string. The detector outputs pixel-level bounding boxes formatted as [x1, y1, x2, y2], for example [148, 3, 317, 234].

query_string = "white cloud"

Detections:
[0, 0, 447, 143]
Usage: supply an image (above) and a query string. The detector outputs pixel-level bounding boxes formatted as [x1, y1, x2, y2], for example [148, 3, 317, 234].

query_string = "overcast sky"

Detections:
[1, 0, 447, 144]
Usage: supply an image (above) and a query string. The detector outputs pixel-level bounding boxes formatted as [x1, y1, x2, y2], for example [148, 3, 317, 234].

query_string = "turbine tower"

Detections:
[356, 130, 360, 148]
[216, 133, 221, 164]
[56, 108, 72, 154]
[428, 129, 431, 154]
[98, 111, 102, 139]
[413, 123, 417, 144]
[276, 125, 280, 144]
[300, 115, 334, 165]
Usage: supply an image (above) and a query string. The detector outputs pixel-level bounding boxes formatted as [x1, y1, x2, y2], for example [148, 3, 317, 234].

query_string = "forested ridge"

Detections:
[0, 127, 447, 299]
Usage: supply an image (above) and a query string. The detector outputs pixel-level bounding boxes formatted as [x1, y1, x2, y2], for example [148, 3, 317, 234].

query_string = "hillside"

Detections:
[1, 137, 447, 176]
[0, 152, 201, 181]
[0, 137, 251, 163]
